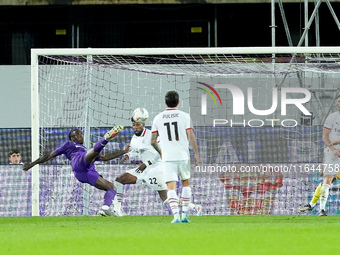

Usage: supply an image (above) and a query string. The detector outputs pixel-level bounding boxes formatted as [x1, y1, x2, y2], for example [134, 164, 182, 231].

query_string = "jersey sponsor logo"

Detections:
[333, 127, 340, 135]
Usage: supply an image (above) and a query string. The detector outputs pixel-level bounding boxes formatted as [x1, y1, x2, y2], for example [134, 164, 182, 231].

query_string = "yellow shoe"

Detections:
[104, 125, 124, 141]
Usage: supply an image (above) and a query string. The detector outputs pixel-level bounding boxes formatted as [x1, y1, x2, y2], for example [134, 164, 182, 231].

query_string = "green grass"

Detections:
[0, 215, 338, 255]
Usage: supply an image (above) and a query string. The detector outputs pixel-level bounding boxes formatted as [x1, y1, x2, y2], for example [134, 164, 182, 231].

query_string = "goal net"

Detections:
[20, 47, 340, 216]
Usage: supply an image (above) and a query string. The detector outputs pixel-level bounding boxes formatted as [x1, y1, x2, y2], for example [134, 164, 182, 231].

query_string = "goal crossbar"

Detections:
[31, 47, 340, 56]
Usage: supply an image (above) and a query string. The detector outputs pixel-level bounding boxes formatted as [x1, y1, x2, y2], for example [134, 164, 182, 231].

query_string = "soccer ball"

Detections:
[132, 107, 149, 123]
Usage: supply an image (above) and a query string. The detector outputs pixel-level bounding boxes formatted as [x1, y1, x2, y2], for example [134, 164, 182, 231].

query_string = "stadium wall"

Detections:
[1, 66, 31, 128]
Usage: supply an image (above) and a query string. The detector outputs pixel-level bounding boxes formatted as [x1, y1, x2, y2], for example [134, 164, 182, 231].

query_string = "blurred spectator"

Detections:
[8, 149, 23, 164]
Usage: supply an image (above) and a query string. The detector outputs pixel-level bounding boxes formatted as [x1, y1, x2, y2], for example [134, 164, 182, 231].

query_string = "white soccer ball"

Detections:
[132, 107, 149, 123]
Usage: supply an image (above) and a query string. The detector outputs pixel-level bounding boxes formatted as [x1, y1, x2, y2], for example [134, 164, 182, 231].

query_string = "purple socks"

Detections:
[104, 189, 117, 207]
[93, 138, 109, 152]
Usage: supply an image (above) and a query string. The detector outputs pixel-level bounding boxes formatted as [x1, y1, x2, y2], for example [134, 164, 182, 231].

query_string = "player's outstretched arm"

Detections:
[22, 151, 58, 171]
[187, 129, 199, 166]
[100, 145, 130, 161]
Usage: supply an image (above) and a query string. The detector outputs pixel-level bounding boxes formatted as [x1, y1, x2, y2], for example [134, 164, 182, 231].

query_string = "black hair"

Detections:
[8, 149, 20, 157]
[165, 91, 179, 107]
[69, 129, 79, 140]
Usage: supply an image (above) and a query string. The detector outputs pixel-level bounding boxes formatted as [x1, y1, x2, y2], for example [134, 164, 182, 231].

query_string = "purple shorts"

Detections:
[71, 152, 100, 186]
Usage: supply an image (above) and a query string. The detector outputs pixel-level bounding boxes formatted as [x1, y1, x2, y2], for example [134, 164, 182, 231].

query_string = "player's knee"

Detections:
[116, 173, 137, 184]
[115, 175, 128, 184]
[106, 180, 114, 190]
[115, 176, 123, 183]
[95, 177, 114, 191]
[182, 179, 190, 187]
[323, 177, 333, 185]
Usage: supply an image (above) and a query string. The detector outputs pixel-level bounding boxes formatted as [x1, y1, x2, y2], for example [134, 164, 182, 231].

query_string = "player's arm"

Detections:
[135, 159, 154, 173]
[100, 145, 130, 161]
[187, 128, 199, 166]
[23, 151, 58, 171]
[151, 131, 162, 156]
[323, 127, 340, 157]
[330, 140, 340, 146]
[122, 145, 139, 162]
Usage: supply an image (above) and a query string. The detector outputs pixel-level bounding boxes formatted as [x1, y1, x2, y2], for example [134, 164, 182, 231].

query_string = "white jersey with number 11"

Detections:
[151, 108, 193, 161]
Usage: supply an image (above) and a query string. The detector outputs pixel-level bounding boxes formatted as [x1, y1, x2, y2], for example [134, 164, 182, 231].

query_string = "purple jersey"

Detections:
[54, 140, 101, 186]
[54, 141, 87, 161]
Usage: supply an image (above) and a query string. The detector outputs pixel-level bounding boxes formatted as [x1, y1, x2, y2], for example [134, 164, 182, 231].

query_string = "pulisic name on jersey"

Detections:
[163, 113, 179, 119]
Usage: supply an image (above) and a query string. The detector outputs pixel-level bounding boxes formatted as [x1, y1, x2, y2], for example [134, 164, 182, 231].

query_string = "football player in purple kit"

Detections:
[23, 125, 127, 216]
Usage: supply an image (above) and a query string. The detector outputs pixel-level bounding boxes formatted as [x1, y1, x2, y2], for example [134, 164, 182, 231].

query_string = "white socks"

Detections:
[113, 181, 123, 211]
[167, 190, 179, 218]
[181, 187, 192, 215]
[320, 184, 330, 210]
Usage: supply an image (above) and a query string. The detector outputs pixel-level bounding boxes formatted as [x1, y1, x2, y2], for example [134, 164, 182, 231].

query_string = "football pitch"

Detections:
[1, 215, 338, 255]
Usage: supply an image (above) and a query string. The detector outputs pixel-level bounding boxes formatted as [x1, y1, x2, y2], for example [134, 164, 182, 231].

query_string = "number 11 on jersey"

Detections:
[164, 122, 179, 141]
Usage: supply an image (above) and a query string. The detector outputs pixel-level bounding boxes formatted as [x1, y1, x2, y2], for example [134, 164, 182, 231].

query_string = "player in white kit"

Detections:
[113, 108, 202, 217]
[151, 91, 199, 223]
[315, 95, 340, 216]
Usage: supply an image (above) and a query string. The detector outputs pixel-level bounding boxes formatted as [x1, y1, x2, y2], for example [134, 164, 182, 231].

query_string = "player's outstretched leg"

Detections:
[104, 125, 124, 141]
[310, 182, 322, 208]
[299, 183, 321, 212]
[85, 125, 124, 164]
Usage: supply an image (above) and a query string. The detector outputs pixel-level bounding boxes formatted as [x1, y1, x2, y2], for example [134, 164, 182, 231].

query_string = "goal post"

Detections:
[30, 47, 340, 216]
[30, 51, 40, 216]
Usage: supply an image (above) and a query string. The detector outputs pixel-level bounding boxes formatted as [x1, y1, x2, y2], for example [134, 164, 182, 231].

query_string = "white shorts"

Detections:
[127, 161, 167, 191]
[323, 147, 340, 176]
[162, 160, 190, 183]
